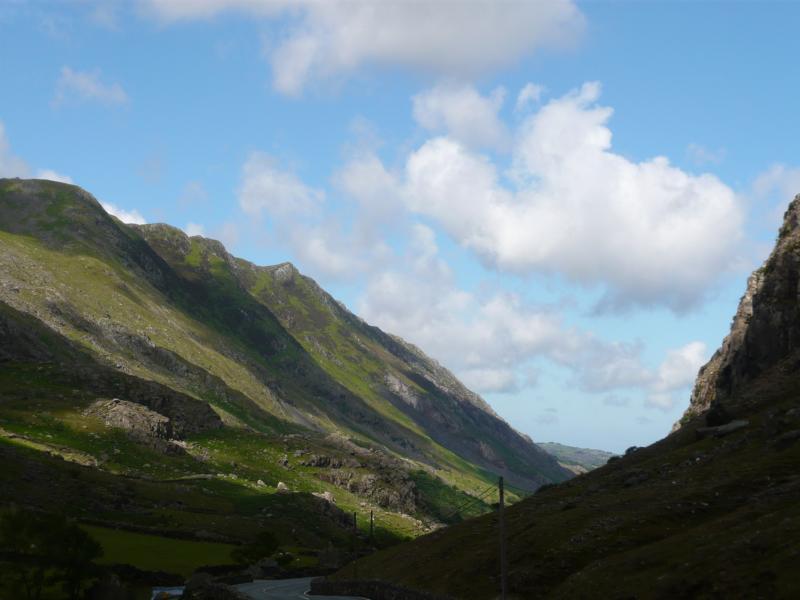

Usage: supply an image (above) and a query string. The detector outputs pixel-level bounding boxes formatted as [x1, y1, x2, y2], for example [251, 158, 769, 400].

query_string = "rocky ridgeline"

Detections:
[681, 193, 800, 425]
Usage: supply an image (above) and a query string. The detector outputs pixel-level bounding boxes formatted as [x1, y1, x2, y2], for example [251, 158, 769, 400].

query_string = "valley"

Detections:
[0, 178, 571, 595]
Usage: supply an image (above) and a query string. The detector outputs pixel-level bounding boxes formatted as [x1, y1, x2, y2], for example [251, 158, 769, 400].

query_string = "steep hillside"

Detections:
[0, 178, 569, 574]
[538, 442, 616, 474]
[682, 193, 800, 424]
[134, 221, 566, 488]
[332, 196, 800, 599]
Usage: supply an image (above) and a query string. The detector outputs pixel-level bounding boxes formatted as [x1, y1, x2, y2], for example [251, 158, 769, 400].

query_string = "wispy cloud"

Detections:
[53, 67, 129, 107]
[686, 142, 725, 166]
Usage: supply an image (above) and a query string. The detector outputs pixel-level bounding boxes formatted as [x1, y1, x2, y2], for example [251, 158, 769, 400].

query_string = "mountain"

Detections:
[0, 178, 570, 575]
[333, 196, 800, 599]
[681, 194, 800, 425]
[538, 442, 616, 474]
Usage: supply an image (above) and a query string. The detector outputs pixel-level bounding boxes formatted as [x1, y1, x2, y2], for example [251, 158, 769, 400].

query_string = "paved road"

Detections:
[235, 577, 365, 600]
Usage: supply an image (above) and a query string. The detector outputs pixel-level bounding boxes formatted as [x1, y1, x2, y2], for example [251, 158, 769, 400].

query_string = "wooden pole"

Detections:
[353, 511, 358, 580]
[499, 476, 508, 600]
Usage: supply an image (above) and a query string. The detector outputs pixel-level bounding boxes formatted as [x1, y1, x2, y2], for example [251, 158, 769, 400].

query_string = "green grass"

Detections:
[84, 525, 236, 576]
[0, 180, 567, 569]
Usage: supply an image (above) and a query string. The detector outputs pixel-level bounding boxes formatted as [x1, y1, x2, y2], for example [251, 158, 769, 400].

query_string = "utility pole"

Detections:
[352, 511, 358, 580]
[369, 510, 374, 543]
[499, 476, 508, 600]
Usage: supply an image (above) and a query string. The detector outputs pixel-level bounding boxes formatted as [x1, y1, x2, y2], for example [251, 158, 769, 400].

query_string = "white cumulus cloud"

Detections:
[238, 152, 324, 218]
[515, 82, 545, 112]
[229, 84, 724, 407]
[185, 222, 205, 236]
[141, 0, 584, 96]
[35, 169, 73, 184]
[401, 82, 743, 311]
[101, 202, 146, 224]
[753, 164, 800, 207]
[412, 83, 509, 151]
[357, 221, 710, 401]
[572, 337, 707, 410]
[237, 151, 391, 279]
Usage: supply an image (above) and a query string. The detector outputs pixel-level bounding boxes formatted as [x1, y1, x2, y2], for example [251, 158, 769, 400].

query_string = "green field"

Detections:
[83, 525, 236, 577]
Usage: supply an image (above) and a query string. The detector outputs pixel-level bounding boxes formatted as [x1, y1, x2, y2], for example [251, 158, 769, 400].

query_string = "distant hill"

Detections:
[538, 442, 616, 474]
[0, 178, 570, 578]
[333, 194, 800, 599]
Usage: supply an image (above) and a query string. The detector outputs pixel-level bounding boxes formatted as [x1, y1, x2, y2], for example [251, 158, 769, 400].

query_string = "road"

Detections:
[235, 577, 366, 600]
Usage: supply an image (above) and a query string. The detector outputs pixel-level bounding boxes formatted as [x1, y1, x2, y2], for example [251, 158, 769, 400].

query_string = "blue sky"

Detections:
[2, 1, 799, 453]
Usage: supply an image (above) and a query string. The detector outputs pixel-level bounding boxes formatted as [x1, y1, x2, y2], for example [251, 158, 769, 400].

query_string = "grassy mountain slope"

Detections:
[538, 442, 616, 474]
[134, 223, 567, 488]
[0, 178, 569, 574]
[333, 197, 800, 599]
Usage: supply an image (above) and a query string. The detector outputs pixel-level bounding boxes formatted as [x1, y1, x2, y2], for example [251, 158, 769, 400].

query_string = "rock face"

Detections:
[317, 469, 418, 513]
[86, 398, 173, 440]
[681, 193, 800, 425]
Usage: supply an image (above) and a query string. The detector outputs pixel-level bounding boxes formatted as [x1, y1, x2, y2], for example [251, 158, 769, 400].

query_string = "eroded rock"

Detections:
[695, 419, 749, 440]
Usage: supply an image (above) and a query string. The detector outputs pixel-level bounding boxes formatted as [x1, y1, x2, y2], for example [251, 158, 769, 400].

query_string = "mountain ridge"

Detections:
[0, 177, 570, 563]
[681, 193, 800, 425]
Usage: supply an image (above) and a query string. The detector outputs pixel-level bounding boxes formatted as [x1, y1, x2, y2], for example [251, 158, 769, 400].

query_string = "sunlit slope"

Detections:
[136, 221, 567, 488]
[0, 178, 569, 537]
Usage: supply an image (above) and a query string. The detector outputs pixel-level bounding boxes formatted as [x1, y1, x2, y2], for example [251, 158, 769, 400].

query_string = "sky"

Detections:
[2, 1, 799, 454]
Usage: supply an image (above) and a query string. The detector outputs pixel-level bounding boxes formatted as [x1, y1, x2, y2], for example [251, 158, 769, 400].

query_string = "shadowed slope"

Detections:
[333, 196, 800, 598]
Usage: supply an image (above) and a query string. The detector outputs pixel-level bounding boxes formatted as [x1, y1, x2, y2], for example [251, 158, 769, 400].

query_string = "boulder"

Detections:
[313, 491, 336, 504]
[86, 398, 172, 439]
[695, 419, 749, 439]
[84, 398, 191, 454]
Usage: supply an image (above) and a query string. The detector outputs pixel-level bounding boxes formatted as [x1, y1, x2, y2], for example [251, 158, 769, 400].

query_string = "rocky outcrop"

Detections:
[384, 373, 421, 409]
[83, 397, 207, 455]
[301, 454, 361, 469]
[81, 372, 224, 437]
[86, 398, 173, 440]
[680, 193, 800, 425]
[316, 469, 418, 514]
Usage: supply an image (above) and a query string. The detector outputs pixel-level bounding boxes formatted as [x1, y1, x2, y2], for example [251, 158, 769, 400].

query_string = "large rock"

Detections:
[679, 193, 800, 427]
[87, 398, 173, 440]
[85, 398, 189, 454]
[316, 469, 418, 513]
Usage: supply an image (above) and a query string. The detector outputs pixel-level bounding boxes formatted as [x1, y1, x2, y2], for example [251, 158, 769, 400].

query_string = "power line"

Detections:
[439, 483, 497, 521]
